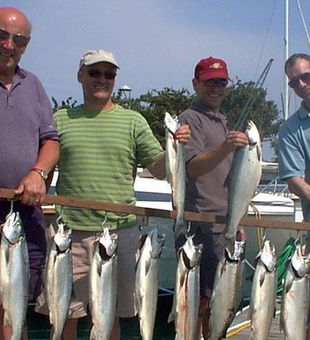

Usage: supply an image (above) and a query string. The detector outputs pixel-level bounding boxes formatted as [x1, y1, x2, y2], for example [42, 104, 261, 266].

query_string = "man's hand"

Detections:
[14, 171, 46, 206]
[175, 124, 191, 144]
[224, 131, 249, 152]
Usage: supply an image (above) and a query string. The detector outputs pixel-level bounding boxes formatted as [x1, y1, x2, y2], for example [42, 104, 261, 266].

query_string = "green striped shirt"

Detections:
[55, 104, 162, 231]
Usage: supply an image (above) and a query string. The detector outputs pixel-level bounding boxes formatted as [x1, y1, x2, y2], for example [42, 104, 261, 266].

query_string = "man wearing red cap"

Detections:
[176, 57, 248, 338]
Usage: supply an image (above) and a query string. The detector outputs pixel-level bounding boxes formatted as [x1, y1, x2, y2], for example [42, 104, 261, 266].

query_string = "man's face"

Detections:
[193, 78, 228, 112]
[286, 58, 310, 106]
[0, 11, 30, 76]
[78, 62, 117, 105]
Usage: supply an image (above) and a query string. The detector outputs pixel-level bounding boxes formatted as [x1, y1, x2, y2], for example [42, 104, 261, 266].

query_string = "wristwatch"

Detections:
[30, 167, 48, 180]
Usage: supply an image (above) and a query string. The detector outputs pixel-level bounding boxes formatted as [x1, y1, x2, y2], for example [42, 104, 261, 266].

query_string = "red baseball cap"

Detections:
[194, 57, 230, 81]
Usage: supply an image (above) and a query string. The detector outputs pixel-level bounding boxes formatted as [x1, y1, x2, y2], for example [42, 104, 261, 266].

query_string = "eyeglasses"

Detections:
[87, 69, 117, 80]
[288, 72, 310, 89]
[199, 79, 228, 88]
[0, 28, 29, 48]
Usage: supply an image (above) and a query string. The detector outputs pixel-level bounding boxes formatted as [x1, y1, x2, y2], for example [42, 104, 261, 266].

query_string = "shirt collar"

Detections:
[298, 101, 310, 120]
[191, 100, 226, 122]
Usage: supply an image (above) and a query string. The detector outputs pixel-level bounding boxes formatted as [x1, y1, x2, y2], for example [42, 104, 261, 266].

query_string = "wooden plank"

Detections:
[1, 187, 310, 231]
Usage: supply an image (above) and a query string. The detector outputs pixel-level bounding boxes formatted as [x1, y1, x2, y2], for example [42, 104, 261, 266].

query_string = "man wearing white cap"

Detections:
[36, 49, 190, 339]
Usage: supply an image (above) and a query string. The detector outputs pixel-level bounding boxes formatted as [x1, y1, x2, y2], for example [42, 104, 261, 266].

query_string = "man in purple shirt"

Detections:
[0, 6, 59, 339]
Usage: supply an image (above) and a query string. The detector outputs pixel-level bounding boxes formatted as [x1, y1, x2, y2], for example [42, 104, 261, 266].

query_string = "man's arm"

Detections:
[15, 140, 60, 205]
[146, 124, 191, 180]
[287, 176, 310, 203]
[187, 131, 249, 179]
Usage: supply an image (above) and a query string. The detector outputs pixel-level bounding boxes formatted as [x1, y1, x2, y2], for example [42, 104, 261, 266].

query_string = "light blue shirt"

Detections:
[279, 102, 310, 222]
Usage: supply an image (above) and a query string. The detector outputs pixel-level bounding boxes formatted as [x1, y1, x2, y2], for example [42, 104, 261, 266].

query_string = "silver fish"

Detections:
[224, 120, 262, 250]
[249, 239, 277, 340]
[164, 111, 187, 238]
[0, 211, 29, 340]
[135, 229, 165, 340]
[280, 243, 310, 340]
[46, 220, 72, 340]
[89, 228, 118, 340]
[208, 241, 246, 340]
[168, 235, 201, 340]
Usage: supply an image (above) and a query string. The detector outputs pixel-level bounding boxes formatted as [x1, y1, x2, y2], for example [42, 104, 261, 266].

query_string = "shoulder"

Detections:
[114, 104, 149, 124]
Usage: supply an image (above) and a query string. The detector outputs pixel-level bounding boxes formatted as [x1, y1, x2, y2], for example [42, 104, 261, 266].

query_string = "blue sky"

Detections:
[4, 0, 310, 159]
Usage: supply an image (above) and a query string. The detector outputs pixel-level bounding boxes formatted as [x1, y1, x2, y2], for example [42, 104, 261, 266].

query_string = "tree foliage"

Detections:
[53, 80, 282, 154]
[51, 96, 77, 113]
[222, 80, 282, 142]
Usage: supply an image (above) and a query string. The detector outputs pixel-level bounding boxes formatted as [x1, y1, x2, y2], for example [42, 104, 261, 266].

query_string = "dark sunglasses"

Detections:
[288, 72, 310, 89]
[200, 78, 228, 88]
[0, 28, 29, 48]
[87, 69, 117, 80]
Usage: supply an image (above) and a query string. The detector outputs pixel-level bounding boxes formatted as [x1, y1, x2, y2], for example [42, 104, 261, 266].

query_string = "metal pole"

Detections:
[284, 0, 289, 120]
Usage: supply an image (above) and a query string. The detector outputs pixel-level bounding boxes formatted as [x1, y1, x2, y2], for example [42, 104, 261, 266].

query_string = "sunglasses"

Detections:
[87, 69, 117, 80]
[288, 72, 310, 89]
[0, 28, 29, 48]
[200, 79, 228, 88]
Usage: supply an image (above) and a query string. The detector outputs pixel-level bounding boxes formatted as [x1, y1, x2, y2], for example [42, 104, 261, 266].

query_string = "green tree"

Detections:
[131, 87, 194, 145]
[51, 96, 77, 113]
[222, 79, 282, 142]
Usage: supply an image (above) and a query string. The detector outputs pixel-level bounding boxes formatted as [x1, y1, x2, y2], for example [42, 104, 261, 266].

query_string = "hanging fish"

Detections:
[135, 228, 165, 340]
[89, 228, 118, 340]
[208, 241, 246, 340]
[168, 235, 201, 340]
[46, 219, 72, 340]
[280, 242, 310, 340]
[0, 210, 29, 340]
[249, 239, 277, 340]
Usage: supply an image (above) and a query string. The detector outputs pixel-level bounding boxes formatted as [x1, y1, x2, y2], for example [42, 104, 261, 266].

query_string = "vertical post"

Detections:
[284, 0, 289, 120]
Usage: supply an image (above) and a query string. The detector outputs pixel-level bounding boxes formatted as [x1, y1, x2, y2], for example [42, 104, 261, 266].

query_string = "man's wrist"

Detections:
[30, 167, 48, 180]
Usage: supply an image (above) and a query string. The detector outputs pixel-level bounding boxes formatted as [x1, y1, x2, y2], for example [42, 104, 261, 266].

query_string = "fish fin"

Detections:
[259, 270, 266, 286]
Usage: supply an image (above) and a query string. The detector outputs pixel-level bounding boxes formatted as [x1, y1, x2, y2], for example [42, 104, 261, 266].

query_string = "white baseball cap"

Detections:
[79, 49, 120, 69]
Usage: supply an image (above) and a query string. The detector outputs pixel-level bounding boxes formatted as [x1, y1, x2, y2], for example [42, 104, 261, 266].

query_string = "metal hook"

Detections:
[101, 212, 108, 231]
[56, 206, 64, 226]
[9, 200, 14, 215]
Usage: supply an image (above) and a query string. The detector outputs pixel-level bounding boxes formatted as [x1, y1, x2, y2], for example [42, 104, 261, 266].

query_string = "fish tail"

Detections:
[174, 219, 187, 239]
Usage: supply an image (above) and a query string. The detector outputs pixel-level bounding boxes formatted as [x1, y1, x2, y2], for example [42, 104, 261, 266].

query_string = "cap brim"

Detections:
[199, 72, 229, 81]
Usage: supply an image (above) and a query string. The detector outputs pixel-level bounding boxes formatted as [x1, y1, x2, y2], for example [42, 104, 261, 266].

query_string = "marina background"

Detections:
[5, 1, 310, 159]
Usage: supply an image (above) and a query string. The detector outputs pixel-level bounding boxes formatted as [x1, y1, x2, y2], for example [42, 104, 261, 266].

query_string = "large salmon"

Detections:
[165, 112, 187, 238]
[46, 220, 72, 340]
[135, 228, 165, 340]
[0, 210, 29, 340]
[89, 228, 118, 340]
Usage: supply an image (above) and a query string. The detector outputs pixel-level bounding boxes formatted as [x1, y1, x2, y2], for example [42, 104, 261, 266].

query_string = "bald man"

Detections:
[0, 7, 59, 339]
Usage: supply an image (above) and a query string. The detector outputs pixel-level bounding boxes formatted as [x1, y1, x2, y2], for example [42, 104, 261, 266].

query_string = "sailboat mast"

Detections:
[284, 0, 289, 120]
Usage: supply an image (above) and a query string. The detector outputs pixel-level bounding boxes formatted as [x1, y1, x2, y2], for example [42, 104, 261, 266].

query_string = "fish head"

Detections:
[182, 235, 202, 269]
[2, 211, 23, 244]
[54, 221, 72, 252]
[225, 240, 246, 261]
[98, 228, 118, 258]
[291, 243, 309, 277]
[245, 120, 261, 146]
[260, 239, 277, 272]
[164, 111, 179, 134]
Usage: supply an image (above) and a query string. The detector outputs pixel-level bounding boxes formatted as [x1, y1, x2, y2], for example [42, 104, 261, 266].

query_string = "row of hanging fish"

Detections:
[0, 208, 29, 340]
[248, 238, 310, 340]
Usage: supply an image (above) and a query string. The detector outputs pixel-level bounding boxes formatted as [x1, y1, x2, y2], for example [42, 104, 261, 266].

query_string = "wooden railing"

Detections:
[1, 187, 310, 231]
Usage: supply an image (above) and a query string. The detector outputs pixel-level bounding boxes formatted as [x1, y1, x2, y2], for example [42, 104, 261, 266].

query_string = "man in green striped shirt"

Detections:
[49, 49, 190, 339]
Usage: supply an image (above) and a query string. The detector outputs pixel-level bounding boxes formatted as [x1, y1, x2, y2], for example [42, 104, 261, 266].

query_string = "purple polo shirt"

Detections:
[0, 67, 58, 300]
[179, 101, 232, 233]
[0, 66, 58, 188]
